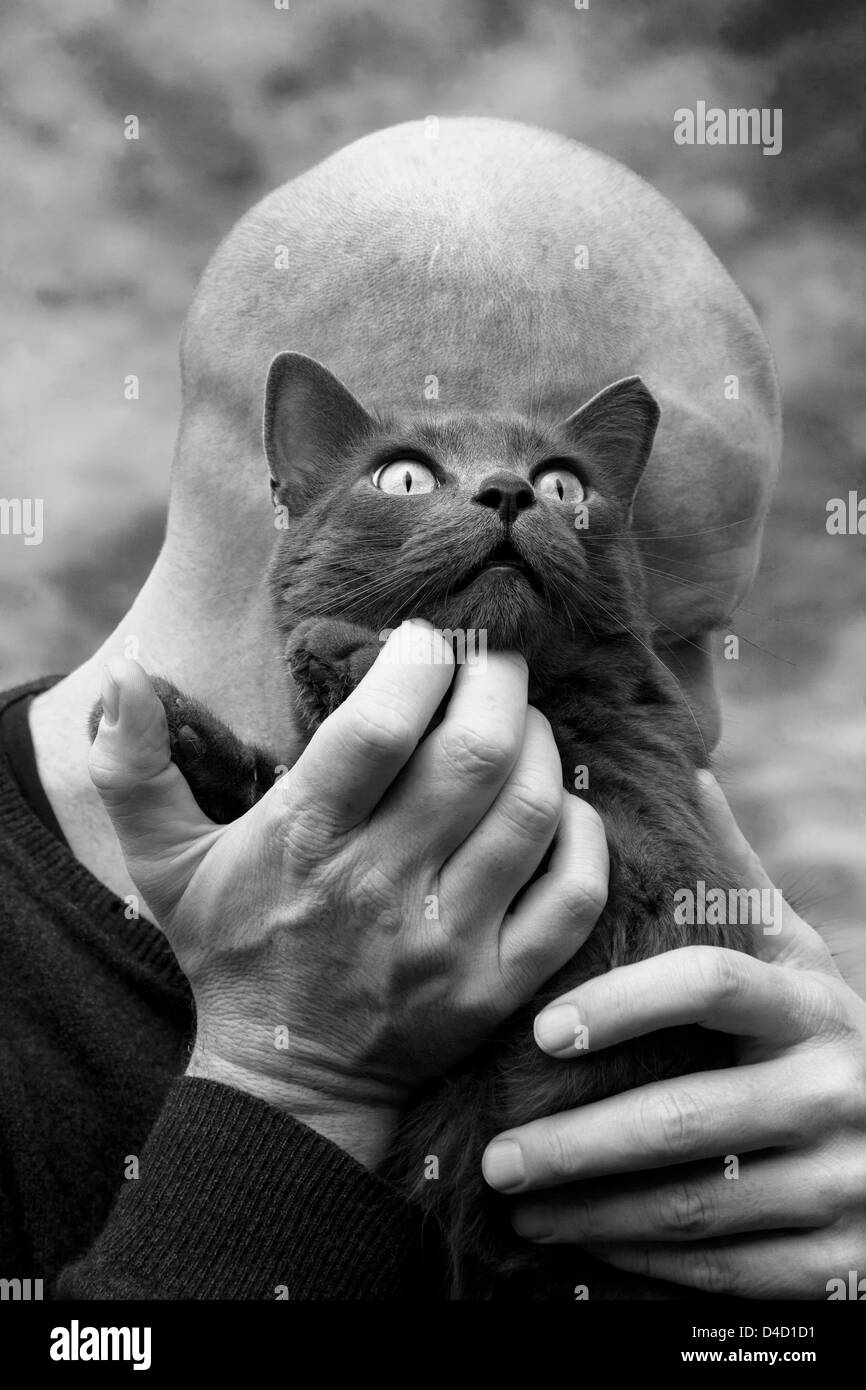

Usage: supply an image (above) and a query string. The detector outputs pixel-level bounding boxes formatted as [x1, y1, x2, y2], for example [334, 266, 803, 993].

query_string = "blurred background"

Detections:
[1, 0, 863, 986]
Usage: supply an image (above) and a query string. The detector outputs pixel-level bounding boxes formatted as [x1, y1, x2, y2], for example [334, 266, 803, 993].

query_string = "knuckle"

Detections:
[527, 707, 553, 739]
[809, 1165, 846, 1226]
[438, 722, 517, 785]
[391, 948, 435, 1000]
[276, 802, 337, 864]
[350, 858, 403, 926]
[689, 1247, 732, 1295]
[393, 932, 451, 996]
[696, 947, 750, 1008]
[569, 795, 604, 832]
[538, 1123, 579, 1184]
[655, 1182, 713, 1238]
[348, 703, 417, 763]
[452, 974, 504, 1024]
[87, 744, 166, 801]
[849, 1049, 866, 1102]
[564, 867, 609, 923]
[799, 976, 852, 1042]
[87, 748, 128, 795]
[795, 1077, 834, 1139]
[642, 1087, 708, 1161]
[498, 779, 562, 840]
[817, 1053, 866, 1126]
[525, 706, 558, 753]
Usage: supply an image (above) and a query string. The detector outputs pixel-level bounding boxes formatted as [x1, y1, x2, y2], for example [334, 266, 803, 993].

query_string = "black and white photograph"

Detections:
[0, 0, 863, 1362]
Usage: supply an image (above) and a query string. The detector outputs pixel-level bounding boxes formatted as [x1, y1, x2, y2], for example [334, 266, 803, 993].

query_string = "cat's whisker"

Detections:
[378, 567, 450, 629]
[635, 567, 796, 665]
[199, 578, 271, 600]
[545, 569, 595, 644]
[559, 571, 712, 662]
[303, 563, 436, 613]
[582, 516, 762, 541]
[626, 558, 770, 624]
[565, 576, 709, 662]
[719, 632, 798, 667]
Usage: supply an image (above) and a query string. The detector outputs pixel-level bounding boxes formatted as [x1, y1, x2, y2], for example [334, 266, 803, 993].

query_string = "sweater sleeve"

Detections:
[56, 1077, 440, 1300]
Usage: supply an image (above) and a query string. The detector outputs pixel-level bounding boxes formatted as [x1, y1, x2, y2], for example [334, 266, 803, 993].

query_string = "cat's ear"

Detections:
[560, 377, 660, 508]
[263, 352, 376, 512]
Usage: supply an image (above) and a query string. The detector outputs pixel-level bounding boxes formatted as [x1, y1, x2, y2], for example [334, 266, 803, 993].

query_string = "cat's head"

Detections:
[263, 353, 660, 673]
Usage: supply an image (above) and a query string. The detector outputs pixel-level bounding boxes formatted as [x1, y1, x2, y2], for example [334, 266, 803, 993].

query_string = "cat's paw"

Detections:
[287, 618, 382, 734]
[88, 677, 277, 824]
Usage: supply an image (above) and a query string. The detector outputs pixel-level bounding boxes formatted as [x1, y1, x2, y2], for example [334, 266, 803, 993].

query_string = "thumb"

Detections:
[89, 658, 219, 909]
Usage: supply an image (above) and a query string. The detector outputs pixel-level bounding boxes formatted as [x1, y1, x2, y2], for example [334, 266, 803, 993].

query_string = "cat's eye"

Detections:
[372, 460, 439, 495]
[534, 465, 585, 504]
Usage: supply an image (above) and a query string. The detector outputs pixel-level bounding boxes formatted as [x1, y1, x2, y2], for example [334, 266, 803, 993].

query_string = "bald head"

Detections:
[169, 117, 780, 648]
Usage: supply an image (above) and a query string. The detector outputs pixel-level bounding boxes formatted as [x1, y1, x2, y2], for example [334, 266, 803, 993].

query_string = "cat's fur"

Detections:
[90, 352, 753, 1299]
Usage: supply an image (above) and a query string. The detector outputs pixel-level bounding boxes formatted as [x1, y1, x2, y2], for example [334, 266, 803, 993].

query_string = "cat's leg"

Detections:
[88, 677, 278, 824]
[287, 617, 382, 734]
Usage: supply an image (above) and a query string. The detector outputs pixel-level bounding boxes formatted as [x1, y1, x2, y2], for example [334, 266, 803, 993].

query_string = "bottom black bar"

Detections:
[0, 1298, 859, 1377]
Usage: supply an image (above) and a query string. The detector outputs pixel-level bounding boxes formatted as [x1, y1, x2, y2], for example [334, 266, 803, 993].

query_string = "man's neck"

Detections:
[27, 556, 306, 911]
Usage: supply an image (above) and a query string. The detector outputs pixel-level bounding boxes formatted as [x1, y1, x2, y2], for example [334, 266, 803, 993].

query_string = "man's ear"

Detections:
[263, 352, 376, 512]
[560, 376, 660, 508]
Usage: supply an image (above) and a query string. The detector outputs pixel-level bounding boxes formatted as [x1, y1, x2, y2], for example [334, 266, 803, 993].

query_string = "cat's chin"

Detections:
[413, 601, 596, 683]
[415, 573, 557, 658]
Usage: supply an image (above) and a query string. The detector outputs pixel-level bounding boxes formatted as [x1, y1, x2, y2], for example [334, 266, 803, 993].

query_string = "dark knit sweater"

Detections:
[0, 677, 438, 1300]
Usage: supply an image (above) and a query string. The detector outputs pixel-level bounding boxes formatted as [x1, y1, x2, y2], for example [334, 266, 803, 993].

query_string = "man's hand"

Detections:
[88, 621, 609, 1171]
[483, 772, 866, 1298]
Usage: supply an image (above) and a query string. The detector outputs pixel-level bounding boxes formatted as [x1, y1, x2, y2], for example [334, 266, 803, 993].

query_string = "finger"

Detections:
[441, 706, 563, 925]
[510, 1148, 855, 1244]
[531, 946, 841, 1059]
[580, 1230, 850, 1300]
[697, 770, 835, 972]
[89, 657, 216, 859]
[278, 621, 455, 835]
[481, 1055, 838, 1193]
[496, 793, 608, 999]
[382, 650, 530, 860]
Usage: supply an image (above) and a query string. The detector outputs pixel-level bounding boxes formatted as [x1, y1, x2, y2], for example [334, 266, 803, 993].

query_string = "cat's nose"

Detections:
[473, 471, 536, 526]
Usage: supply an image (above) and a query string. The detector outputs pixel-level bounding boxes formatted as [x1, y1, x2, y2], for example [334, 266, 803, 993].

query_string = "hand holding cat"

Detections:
[88, 621, 609, 1170]
[491, 773, 866, 1298]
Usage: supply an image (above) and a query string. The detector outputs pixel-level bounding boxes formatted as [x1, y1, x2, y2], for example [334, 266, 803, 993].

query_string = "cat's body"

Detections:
[92, 353, 754, 1298]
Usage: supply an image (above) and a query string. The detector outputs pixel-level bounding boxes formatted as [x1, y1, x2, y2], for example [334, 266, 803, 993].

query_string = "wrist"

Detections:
[185, 1049, 400, 1171]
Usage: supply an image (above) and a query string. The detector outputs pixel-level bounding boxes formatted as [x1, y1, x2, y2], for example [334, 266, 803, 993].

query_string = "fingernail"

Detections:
[696, 768, 716, 790]
[482, 1139, 526, 1192]
[382, 620, 435, 666]
[100, 664, 120, 726]
[511, 1204, 553, 1241]
[534, 1003, 582, 1054]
